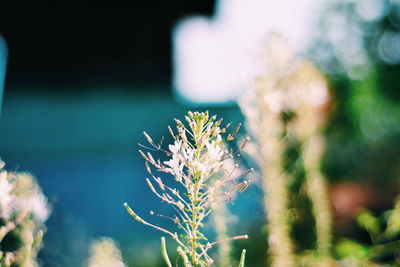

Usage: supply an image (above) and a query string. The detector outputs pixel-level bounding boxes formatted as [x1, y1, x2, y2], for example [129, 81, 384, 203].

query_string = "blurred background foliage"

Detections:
[309, 0, 400, 225]
[307, 1, 400, 264]
[0, 0, 399, 266]
[310, 0, 400, 189]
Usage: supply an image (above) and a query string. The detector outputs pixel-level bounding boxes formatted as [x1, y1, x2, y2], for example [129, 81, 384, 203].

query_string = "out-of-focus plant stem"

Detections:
[293, 62, 333, 265]
[239, 249, 246, 267]
[253, 77, 296, 267]
[161, 237, 172, 267]
[240, 35, 336, 266]
[213, 204, 231, 266]
[260, 125, 295, 267]
[302, 137, 333, 264]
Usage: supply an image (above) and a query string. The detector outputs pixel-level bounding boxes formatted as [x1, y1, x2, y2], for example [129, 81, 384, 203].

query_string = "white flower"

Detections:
[168, 141, 182, 154]
[23, 194, 50, 222]
[182, 147, 194, 162]
[191, 160, 208, 175]
[88, 238, 126, 267]
[12, 173, 51, 223]
[205, 141, 224, 162]
[164, 156, 184, 182]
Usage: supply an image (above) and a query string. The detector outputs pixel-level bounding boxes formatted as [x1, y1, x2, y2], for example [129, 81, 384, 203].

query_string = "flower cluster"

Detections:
[0, 160, 51, 267]
[163, 136, 224, 182]
[125, 111, 251, 266]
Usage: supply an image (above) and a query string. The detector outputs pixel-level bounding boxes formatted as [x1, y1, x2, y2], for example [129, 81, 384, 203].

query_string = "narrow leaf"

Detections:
[239, 249, 246, 267]
[161, 237, 172, 267]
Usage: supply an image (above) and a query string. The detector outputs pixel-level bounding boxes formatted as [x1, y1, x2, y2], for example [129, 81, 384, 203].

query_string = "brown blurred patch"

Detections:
[329, 181, 397, 235]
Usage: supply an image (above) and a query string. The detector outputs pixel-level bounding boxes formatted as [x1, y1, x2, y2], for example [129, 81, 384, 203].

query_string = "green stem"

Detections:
[213, 204, 231, 266]
[189, 130, 204, 266]
[239, 249, 246, 267]
[161, 237, 172, 267]
[190, 180, 200, 266]
[124, 203, 187, 250]
[302, 137, 333, 262]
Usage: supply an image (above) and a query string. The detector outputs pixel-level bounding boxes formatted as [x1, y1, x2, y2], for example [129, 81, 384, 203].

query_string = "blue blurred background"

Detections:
[1, 0, 400, 266]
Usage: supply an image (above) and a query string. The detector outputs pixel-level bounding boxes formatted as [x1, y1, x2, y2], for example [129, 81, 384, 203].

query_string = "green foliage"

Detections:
[333, 197, 400, 265]
[335, 239, 370, 259]
[356, 210, 381, 243]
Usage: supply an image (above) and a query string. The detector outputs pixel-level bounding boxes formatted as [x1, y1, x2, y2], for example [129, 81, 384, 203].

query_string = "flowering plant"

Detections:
[124, 111, 251, 266]
[0, 160, 50, 267]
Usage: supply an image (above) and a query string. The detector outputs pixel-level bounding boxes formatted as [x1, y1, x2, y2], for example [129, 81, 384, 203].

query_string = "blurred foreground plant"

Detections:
[124, 111, 251, 266]
[0, 160, 50, 267]
[240, 35, 333, 266]
[212, 200, 230, 266]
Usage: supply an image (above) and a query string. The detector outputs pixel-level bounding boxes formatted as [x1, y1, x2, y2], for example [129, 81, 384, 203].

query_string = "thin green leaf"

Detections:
[161, 237, 172, 267]
[239, 249, 246, 267]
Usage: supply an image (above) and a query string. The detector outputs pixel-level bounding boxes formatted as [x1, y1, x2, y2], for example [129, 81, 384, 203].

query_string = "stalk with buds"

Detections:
[124, 111, 251, 266]
[239, 36, 296, 267]
[213, 202, 230, 266]
[291, 62, 333, 265]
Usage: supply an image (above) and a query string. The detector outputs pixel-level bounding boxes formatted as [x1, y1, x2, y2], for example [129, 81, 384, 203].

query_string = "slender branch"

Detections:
[124, 203, 187, 250]
[196, 235, 249, 260]
[209, 235, 249, 247]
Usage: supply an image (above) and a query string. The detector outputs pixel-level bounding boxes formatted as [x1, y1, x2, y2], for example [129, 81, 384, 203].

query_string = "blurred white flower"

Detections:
[20, 193, 50, 223]
[0, 170, 13, 218]
[0, 162, 51, 266]
[164, 155, 184, 182]
[168, 141, 181, 154]
[88, 237, 125, 267]
[12, 173, 51, 223]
